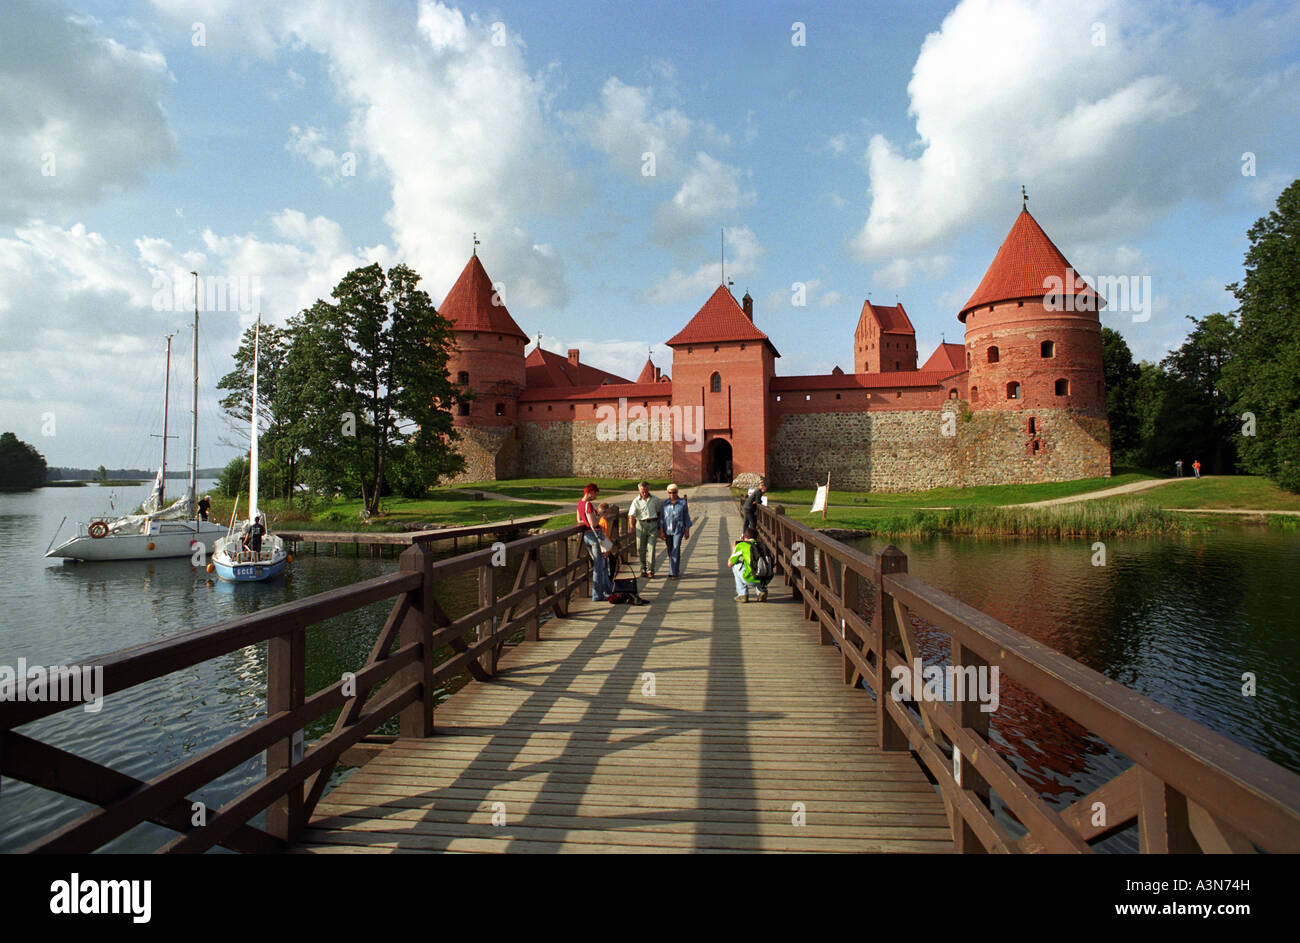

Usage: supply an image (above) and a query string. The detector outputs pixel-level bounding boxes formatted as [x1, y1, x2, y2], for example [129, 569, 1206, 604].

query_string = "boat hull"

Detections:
[212, 556, 288, 582]
[47, 522, 226, 561]
[212, 533, 289, 583]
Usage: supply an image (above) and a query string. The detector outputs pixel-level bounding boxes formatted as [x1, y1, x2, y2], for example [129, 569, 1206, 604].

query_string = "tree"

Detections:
[1101, 328, 1142, 464]
[1222, 178, 1300, 491]
[216, 455, 249, 499]
[96, 464, 107, 482]
[283, 263, 467, 513]
[1161, 313, 1239, 474]
[0, 432, 48, 491]
[217, 323, 300, 501]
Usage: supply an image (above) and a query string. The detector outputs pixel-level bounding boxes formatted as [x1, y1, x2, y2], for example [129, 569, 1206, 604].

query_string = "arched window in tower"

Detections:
[457, 370, 469, 385]
[987, 346, 1000, 364]
[970, 386, 979, 402]
[710, 372, 721, 393]
[495, 403, 505, 417]
[967, 351, 972, 368]
[1055, 378, 1070, 396]
[948, 389, 958, 399]
[1007, 381, 1021, 400]
[1041, 340, 1055, 358]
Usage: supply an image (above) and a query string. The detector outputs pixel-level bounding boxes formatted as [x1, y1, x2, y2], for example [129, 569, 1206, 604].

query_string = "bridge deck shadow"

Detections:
[294, 486, 953, 853]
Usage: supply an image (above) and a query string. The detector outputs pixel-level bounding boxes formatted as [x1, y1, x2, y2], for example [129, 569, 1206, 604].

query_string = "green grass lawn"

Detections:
[1148, 475, 1300, 511]
[747, 471, 1154, 512]
[210, 492, 559, 533]
[438, 476, 671, 503]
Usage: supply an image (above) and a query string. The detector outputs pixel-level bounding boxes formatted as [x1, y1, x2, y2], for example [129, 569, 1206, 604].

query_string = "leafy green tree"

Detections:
[1161, 313, 1238, 474]
[216, 455, 249, 499]
[96, 464, 107, 482]
[1222, 179, 1300, 491]
[284, 263, 467, 513]
[1101, 327, 1142, 464]
[0, 432, 48, 491]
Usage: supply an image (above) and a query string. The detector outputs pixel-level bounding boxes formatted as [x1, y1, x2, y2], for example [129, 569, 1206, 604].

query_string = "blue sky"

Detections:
[2, 0, 1297, 468]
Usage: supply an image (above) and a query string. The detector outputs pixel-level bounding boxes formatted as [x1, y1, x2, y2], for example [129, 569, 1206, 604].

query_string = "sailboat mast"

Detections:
[161, 334, 172, 507]
[249, 316, 260, 525]
[190, 272, 200, 516]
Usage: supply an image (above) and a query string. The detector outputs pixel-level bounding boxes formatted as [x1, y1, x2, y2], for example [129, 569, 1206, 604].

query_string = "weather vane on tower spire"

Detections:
[1021, 185, 1028, 211]
[472, 232, 480, 257]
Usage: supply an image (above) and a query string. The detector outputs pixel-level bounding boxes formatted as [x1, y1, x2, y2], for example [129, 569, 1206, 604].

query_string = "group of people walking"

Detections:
[578, 481, 692, 602]
[575, 478, 773, 605]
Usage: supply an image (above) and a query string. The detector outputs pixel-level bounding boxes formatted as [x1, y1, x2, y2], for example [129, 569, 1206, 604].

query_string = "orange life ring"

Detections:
[88, 522, 109, 539]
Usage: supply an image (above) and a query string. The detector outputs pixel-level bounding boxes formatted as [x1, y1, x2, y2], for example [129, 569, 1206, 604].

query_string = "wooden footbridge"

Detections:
[5, 485, 1299, 853]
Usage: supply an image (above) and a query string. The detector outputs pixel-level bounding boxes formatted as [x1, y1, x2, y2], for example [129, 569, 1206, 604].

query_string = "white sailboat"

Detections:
[47, 273, 226, 561]
[211, 316, 289, 582]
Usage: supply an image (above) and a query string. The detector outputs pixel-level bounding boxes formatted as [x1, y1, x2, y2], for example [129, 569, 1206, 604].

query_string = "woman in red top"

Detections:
[577, 484, 613, 601]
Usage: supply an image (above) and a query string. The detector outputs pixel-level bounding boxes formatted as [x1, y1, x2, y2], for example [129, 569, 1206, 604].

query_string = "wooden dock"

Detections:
[279, 512, 560, 554]
[296, 487, 952, 853]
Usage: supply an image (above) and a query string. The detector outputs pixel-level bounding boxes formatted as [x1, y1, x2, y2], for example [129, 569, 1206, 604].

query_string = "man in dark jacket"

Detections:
[741, 479, 767, 534]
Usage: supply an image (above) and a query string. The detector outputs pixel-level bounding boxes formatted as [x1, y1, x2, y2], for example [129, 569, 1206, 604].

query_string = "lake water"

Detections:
[2, 483, 1297, 852]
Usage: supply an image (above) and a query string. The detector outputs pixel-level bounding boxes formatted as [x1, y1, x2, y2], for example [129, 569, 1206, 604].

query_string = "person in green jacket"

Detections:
[728, 527, 768, 602]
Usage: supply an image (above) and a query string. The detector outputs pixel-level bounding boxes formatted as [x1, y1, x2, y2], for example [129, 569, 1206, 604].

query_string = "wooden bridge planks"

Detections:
[295, 486, 953, 853]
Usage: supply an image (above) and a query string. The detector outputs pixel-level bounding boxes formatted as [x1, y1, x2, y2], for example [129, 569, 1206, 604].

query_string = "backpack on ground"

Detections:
[750, 541, 775, 582]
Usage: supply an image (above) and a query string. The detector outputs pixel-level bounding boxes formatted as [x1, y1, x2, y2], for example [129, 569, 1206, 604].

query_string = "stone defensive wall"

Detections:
[767, 404, 1110, 492]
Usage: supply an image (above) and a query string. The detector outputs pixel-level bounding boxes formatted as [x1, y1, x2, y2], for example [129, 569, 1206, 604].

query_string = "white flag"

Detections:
[810, 485, 827, 513]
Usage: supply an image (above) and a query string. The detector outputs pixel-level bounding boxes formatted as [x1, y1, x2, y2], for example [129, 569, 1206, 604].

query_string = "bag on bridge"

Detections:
[750, 541, 775, 583]
[608, 576, 647, 605]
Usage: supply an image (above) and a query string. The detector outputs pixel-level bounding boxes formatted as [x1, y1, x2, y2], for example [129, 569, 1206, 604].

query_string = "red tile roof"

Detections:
[666, 285, 780, 356]
[772, 371, 959, 391]
[860, 300, 914, 334]
[921, 342, 966, 373]
[438, 254, 530, 341]
[519, 381, 673, 403]
[959, 209, 1101, 321]
[635, 357, 657, 384]
[524, 346, 631, 389]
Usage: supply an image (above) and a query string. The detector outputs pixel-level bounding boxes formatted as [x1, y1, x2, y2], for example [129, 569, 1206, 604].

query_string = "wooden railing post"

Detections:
[398, 543, 434, 738]
[558, 536, 570, 617]
[952, 641, 993, 853]
[266, 626, 305, 841]
[875, 546, 910, 752]
[816, 548, 833, 645]
[843, 567, 861, 686]
[1137, 768, 1199, 853]
[478, 560, 497, 675]
[526, 549, 541, 641]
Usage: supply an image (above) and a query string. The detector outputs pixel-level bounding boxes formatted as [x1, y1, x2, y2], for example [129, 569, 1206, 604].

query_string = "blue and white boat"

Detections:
[211, 317, 290, 583]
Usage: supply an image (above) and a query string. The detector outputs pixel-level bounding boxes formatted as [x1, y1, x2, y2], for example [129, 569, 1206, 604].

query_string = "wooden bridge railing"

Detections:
[756, 502, 1300, 853]
[1, 517, 632, 853]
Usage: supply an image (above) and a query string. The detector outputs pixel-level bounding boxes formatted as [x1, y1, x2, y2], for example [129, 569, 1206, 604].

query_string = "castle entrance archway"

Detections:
[706, 438, 733, 484]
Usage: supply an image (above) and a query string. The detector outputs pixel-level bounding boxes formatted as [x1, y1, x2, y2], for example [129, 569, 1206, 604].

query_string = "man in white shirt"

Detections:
[627, 480, 663, 578]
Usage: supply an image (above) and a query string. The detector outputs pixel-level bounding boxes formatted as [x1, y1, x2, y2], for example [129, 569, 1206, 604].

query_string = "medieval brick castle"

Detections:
[438, 207, 1112, 490]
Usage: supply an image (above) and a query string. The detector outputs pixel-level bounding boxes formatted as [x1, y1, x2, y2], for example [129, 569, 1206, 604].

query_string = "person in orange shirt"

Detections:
[1192, 459, 1202, 479]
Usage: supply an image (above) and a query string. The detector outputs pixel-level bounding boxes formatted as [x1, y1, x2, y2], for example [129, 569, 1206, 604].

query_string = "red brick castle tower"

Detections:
[960, 207, 1106, 417]
[665, 286, 779, 486]
[438, 253, 530, 480]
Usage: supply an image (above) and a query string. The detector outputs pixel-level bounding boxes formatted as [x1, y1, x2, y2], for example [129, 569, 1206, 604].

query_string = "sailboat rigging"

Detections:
[46, 273, 226, 561]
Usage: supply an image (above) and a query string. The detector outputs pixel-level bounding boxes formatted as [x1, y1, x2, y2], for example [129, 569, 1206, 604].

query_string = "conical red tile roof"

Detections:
[439, 254, 530, 340]
[666, 285, 779, 355]
[959, 210, 1100, 321]
[636, 356, 657, 384]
